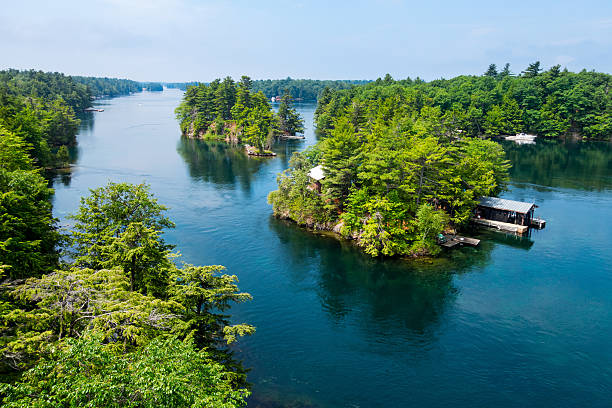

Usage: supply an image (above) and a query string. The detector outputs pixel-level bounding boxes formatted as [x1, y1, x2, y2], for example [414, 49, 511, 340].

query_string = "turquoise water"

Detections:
[53, 90, 612, 407]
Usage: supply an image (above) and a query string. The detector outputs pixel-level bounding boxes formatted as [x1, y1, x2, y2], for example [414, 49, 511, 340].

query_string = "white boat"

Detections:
[505, 133, 536, 145]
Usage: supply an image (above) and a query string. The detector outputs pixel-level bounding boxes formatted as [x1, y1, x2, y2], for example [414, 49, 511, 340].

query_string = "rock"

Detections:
[333, 221, 344, 234]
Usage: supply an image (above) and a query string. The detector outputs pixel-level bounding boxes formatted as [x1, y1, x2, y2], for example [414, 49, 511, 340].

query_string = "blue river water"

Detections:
[52, 89, 612, 407]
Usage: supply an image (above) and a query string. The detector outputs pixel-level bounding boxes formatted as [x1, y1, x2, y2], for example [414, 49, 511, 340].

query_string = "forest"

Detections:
[0, 69, 90, 168]
[250, 78, 370, 101]
[175, 76, 304, 153]
[0, 72, 253, 407]
[143, 82, 164, 92]
[169, 78, 369, 100]
[316, 63, 612, 140]
[72, 76, 142, 97]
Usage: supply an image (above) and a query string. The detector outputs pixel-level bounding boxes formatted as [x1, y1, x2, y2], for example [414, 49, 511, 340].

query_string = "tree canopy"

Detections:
[175, 76, 305, 153]
[1, 183, 253, 406]
[315, 64, 612, 140]
[269, 70, 520, 257]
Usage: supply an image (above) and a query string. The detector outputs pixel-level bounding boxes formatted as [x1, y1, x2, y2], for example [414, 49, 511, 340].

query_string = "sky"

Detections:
[1, 0, 611, 82]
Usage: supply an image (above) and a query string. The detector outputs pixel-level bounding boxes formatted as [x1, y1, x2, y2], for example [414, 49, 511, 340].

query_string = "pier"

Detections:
[439, 234, 480, 248]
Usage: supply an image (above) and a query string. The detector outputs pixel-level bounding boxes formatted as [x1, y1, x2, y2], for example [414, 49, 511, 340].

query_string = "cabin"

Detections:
[307, 165, 325, 193]
[473, 196, 545, 235]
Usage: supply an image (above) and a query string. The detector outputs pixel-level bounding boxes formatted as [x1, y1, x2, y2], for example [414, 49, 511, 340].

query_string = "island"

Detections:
[175, 76, 304, 156]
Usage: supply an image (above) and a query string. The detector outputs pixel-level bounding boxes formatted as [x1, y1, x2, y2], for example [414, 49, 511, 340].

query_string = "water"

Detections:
[53, 90, 612, 407]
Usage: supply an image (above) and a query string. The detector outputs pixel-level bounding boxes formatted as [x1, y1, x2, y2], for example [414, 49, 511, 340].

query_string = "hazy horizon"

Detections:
[2, 0, 611, 82]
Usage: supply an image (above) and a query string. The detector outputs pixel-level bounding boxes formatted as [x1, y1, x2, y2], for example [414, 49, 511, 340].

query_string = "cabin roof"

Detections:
[308, 165, 325, 181]
[477, 196, 535, 214]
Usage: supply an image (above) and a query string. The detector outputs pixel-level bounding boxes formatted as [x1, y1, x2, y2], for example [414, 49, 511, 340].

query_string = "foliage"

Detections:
[0, 126, 33, 171]
[251, 77, 370, 101]
[0, 179, 253, 406]
[276, 93, 305, 135]
[1, 334, 249, 408]
[267, 148, 334, 227]
[69, 182, 175, 295]
[0, 168, 59, 279]
[72, 76, 142, 97]
[144, 82, 164, 92]
[169, 264, 254, 348]
[176, 76, 276, 152]
[0, 69, 88, 168]
[413, 204, 449, 255]
[0, 267, 181, 369]
[314, 64, 612, 140]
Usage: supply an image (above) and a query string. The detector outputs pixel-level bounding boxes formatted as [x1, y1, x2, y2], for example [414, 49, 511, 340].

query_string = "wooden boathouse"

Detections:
[473, 196, 545, 235]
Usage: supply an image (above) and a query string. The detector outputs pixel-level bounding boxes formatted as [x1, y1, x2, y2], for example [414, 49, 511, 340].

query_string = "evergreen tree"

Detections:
[276, 92, 304, 136]
[522, 61, 542, 77]
[485, 64, 498, 77]
[69, 182, 175, 295]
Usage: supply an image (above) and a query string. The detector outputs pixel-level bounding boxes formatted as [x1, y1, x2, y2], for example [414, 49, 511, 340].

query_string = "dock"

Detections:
[278, 135, 305, 140]
[530, 217, 546, 229]
[472, 218, 529, 235]
[439, 234, 480, 248]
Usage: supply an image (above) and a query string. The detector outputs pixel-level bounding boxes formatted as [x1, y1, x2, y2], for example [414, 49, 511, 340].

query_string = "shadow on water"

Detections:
[502, 139, 612, 191]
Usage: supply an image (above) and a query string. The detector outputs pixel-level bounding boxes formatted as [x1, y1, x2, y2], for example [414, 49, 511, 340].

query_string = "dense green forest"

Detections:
[269, 122, 510, 257]
[166, 82, 199, 91]
[0, 72, 253, 407]
[0, 69, 90, 168]
[72, 76, 142, 97]
[251, 78, 370, 101]
[316, 63, 612, 139]
[169, 79, 369, 100]
[175, 76, 304, 153]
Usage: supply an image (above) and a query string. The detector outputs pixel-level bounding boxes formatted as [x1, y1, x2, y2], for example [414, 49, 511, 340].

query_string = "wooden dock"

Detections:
[278, 135, 305, 140]
[440, 235, 480, 248]
[472, 218, 529, 235]
[530, 217, 546, 229]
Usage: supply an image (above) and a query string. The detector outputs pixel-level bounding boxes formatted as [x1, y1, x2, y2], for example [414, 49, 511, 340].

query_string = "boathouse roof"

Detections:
[478, 196, 535, 214]
[308, 165, 325, 181]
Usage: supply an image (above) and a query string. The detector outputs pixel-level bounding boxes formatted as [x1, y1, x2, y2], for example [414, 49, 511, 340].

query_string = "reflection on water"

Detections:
[476, 229, 535, 251]
[503, 139, 612, 191]
[270, 217, 459, 333]
[177, 139, 267, 193]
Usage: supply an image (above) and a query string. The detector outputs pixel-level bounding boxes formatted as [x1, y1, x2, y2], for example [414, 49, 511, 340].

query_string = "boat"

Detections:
[505, 133, 536, 145]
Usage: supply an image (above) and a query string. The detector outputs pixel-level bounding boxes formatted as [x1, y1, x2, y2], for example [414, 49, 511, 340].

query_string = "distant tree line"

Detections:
[143, 82, 163, 92]
[72, 76, 142, 97]
[316, 63, 612, 139]
[175, 76, 304, 153]
[251, 78, 370, 101]
[165, 82, 199, 91]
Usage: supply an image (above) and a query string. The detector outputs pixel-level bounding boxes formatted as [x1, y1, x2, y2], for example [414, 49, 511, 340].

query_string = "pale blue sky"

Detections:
[1, 0, 611, 81]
